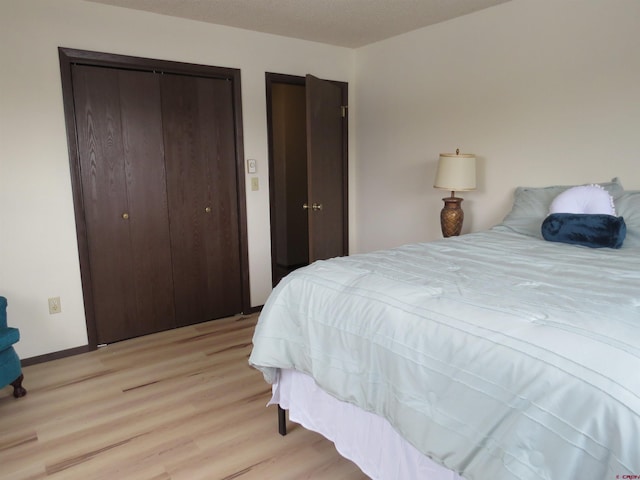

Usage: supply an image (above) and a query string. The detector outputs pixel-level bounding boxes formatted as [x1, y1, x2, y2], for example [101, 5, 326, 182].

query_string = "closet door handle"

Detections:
[122, 213, 129, 220]
[205, 206, 212, 213]
[302, 203, 310, 210]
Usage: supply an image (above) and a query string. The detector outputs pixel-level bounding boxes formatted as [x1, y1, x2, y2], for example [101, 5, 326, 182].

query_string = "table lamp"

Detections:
[433, 149, 476, 237]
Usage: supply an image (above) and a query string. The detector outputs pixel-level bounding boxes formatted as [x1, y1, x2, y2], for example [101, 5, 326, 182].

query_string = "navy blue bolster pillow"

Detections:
[541, 213, 626, 249]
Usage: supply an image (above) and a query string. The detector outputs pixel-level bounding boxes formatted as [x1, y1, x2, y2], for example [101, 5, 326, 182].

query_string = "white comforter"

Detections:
[250, 229, 640, 479]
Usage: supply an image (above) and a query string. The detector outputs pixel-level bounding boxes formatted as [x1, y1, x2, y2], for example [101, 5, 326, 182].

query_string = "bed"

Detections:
[249, 179, 640, 480]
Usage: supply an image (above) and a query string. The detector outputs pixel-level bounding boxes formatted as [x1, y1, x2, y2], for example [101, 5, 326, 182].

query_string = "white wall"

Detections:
[0, 0, 354, 358]
[354, 0, 640, 252]
[4, 0, 640, 360]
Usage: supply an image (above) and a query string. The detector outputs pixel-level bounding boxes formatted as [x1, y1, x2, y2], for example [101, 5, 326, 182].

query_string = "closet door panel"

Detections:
[202, 78, 242, 321]
[162, 74, 242, 327]
[119, 70, 177, 338]
[73, 65, 137, 343]
[73, 65, 176, 344]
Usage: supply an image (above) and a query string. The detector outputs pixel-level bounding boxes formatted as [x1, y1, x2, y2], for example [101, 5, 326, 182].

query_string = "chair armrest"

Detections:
[0, 296, 7, 329]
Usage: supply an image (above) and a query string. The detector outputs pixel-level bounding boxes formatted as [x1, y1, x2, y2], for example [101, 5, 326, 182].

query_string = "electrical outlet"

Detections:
[48, 296, 61, 315]
[251, 177, 259, 191]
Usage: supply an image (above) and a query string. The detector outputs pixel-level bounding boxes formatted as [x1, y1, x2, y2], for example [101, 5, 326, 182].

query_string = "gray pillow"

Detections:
[614, 190, 640, 248]
[495, 178, 624, 239]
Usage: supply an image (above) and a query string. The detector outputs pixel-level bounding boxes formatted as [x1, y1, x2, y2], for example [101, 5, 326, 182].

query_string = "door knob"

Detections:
[205, 206, 212, 213]
[302, 203, 310, 210]
[122, 213, 129, 220]
[312, 203, 323, 211]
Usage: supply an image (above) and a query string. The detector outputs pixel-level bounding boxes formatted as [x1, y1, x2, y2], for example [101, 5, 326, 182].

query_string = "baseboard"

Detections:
[20, 309, 263, 367]
[244, 305, 263, 315]
[21, 345, 91, 367]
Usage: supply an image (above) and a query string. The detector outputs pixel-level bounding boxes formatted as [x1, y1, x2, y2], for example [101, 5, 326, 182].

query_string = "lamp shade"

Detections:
[434, 152, 476, 191]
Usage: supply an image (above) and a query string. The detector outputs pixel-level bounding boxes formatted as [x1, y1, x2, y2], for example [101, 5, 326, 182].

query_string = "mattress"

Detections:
[250, 229, 640, 479]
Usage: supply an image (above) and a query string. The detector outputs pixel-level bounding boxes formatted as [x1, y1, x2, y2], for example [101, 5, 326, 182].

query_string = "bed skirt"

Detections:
[269, 368, 464, 480]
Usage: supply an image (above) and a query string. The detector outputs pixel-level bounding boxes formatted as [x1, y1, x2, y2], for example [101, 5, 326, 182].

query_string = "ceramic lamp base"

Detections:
[440, 197, 464, 237]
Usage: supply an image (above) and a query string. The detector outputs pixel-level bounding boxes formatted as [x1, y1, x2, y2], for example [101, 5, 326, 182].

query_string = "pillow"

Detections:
[541, 213, 626, 249]
[614, 191, 640, 247]
[496, 177, 624, 238]
[549, 185, 616, 215]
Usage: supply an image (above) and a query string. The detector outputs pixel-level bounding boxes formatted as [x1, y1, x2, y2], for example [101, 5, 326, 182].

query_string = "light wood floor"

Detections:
[0, 314, 368, 480]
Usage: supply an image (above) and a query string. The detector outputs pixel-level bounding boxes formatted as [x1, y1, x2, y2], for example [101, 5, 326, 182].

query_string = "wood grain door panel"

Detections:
[202, 78, 243, 321]
[306, 75, 346, 262]
[72, 66, 176, 344]
[118, 70, 177, 338]
[161, 74, 242, 327]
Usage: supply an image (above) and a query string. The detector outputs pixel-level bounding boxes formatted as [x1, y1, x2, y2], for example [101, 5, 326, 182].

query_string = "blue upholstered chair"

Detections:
[0, 296, 27, 398]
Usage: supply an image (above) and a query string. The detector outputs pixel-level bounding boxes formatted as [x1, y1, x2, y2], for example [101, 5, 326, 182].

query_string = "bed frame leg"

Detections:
[278, 405, 287, 436]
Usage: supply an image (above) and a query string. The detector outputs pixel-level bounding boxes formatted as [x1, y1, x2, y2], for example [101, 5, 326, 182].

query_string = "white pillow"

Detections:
[549, 184, 616, 215]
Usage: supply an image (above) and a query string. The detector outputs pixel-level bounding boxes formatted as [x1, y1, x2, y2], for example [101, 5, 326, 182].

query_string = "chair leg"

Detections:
[10, 373, 27, 398]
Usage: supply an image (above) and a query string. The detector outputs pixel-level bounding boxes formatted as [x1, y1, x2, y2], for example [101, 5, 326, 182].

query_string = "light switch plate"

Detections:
[247, 159, 257, 174]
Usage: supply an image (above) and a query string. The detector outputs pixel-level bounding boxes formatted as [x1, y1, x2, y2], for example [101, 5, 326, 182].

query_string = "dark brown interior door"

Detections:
[161, 74, 243, 327]
[305, 74, 347, 261]
[72, 65, 176, 344]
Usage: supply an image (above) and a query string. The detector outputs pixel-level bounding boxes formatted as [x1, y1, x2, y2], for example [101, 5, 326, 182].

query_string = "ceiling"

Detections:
[85, 0, 511, 48]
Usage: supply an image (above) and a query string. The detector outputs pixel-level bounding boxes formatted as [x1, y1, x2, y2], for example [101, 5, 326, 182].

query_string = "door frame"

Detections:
[265, 73, 349, 286]
[59, 47, 252, 349]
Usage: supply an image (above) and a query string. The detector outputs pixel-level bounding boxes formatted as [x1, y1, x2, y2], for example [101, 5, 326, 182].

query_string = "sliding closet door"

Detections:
[161, 74, 243, 327]
[72, 65, 176, 344]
